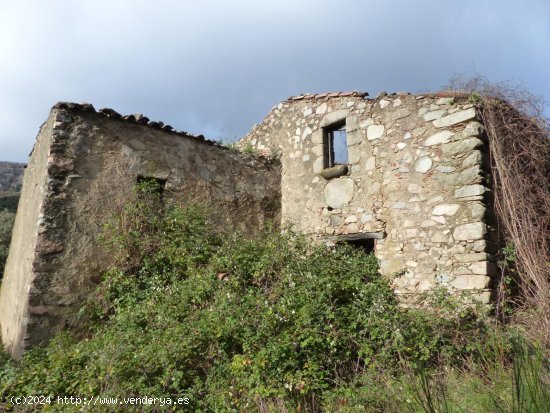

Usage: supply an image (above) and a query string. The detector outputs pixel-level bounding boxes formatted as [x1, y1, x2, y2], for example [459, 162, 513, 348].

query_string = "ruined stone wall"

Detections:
[0, 93, 500, 357]
[0, 104, 281, 357]
[0, 114, 55, 359]
[241, 92, 496, 303]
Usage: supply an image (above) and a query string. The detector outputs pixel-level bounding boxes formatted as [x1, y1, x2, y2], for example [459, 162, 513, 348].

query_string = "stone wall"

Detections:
[0, 104, 281, 358]
[1, 92, 500, 357]
[0, 114, 55, 359]
[240, 92, 496, 303]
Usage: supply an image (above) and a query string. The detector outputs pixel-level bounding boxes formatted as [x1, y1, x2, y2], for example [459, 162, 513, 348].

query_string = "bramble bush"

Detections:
[0, 181, 546, 412]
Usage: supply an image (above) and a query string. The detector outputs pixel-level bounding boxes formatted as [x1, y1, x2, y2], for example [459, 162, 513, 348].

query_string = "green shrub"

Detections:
[0, 192, 20, 214]
[0, 188, 544, 412]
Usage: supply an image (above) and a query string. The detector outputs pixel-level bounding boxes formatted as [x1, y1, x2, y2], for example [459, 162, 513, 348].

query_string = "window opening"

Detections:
[345, 238, 375, 254]
[136, 175, 167, 198]
[334, 232, 384, 255]
[324, 120, 347, 167]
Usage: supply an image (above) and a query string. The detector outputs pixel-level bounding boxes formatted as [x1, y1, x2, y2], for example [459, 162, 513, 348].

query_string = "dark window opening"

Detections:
[136, 175, 167, 198]
[345, 238, 375, 254]
[334, 232, 385, 255]
[324, 120, 347, 167]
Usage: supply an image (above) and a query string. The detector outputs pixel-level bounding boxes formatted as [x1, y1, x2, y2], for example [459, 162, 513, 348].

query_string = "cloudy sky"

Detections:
[1, 0, 548, 162]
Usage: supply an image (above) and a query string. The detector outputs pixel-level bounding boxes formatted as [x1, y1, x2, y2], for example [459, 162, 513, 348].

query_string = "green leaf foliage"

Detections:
[0, 186, 545, 412]
[0, 192, 20, 214]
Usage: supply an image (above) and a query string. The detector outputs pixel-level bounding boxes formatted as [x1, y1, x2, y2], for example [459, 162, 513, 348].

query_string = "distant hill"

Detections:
[0, 162, 25, 193]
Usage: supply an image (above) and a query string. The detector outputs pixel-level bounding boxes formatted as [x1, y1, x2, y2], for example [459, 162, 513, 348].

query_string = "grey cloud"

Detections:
[0, 0, 548, 162]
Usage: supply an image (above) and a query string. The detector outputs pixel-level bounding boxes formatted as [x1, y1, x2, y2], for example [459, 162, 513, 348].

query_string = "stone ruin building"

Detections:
[1, 91, 498, 357]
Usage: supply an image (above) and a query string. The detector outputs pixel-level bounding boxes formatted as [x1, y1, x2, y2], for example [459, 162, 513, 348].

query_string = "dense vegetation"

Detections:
[0, 209, 15, 277]
[0, 192, 20, 214]
[0, 162, 24, 193]
[0, 192, 18, 278]
[0, 181, 548, 412]
[0, 161, 22, 278]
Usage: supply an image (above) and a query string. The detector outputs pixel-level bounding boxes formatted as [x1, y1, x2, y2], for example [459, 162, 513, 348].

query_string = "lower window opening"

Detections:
[136, 175, 167, 198]
[345, 238, 375, 254]
[332, 232, 385, 255]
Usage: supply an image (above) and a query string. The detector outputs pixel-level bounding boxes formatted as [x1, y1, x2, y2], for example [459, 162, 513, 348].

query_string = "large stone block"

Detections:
[324, 178, 354, 209]
[467, 290, 492, 304]
[424, 130, 454, 146]
[455, 184, 488, 199]
[433, 108, 477, 128]
[320, 165, 348, 180]
[387, 108, 411, 121]
[442, 138, 484, 156]
[462, 150, 483, 167]
[451, 274, 490, 289]
[469, 261, 497, 276]
[423, 109, 446, 121]
[461, 121, 485, 137]
[367, 125, 385, 140]
[431, 204, 460, 216]
[321, 109, 348, 127]
[457, 166, 482, 184]
[380, 259, 405, 275]
[454, 253, 492, 263]
[453, 222, 486, 241]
